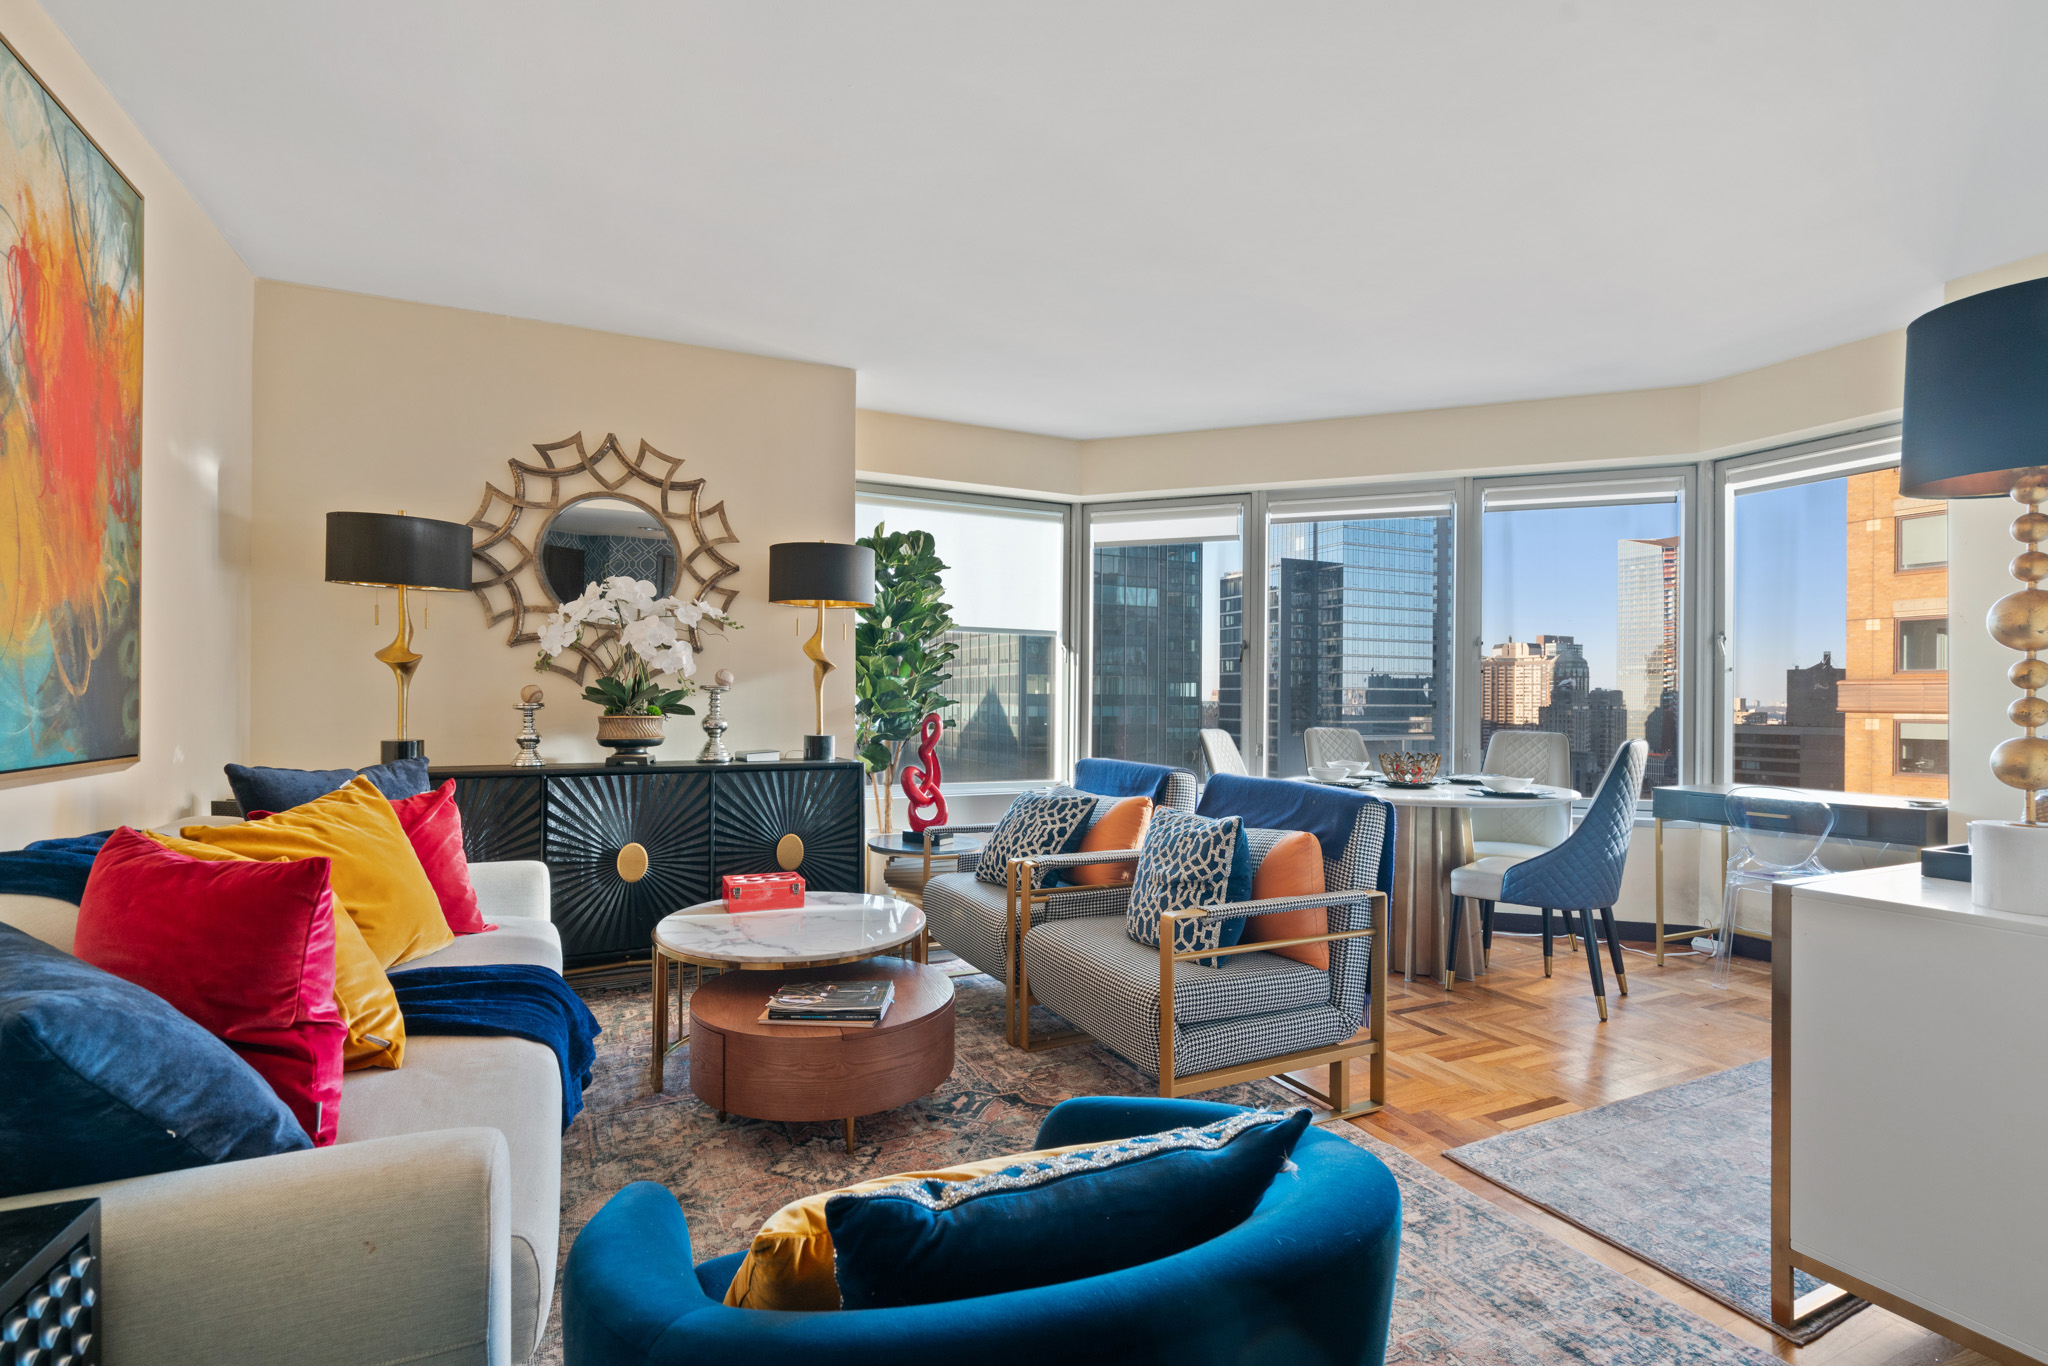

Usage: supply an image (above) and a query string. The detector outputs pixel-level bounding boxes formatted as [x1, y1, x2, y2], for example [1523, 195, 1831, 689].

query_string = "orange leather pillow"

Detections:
[1068, 796, 1153, 886]
[1241, 831, 1329, 969]
[183, 775, 454, 969]
[142, 829, 406, 1070]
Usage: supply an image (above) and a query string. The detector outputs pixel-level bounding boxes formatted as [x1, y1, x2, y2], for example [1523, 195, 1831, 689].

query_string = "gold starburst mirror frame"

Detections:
[468, 432, 740, 682]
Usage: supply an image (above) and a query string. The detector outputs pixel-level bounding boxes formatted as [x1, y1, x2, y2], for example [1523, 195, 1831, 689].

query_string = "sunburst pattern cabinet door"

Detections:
[444, 776, 544, 863]
[711, 766, 861, 893]
[545, 772, 713, 963]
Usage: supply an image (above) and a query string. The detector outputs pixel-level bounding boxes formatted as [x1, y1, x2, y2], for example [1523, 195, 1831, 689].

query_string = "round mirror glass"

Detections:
[538, 496, 679, 603]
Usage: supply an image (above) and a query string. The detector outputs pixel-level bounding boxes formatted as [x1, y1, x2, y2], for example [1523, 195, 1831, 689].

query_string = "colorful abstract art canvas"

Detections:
[0, 39, 142, 775]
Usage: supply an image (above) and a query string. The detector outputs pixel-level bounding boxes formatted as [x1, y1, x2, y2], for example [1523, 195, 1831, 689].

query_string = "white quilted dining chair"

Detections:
[1470, 730, 1574, 859]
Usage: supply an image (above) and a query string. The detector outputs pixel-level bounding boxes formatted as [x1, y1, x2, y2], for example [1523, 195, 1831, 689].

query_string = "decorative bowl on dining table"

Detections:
[1377, 751, 1443, 786]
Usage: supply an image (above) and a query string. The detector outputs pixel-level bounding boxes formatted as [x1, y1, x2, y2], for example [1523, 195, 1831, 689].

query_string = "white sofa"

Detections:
[0, 843, 564, 1366]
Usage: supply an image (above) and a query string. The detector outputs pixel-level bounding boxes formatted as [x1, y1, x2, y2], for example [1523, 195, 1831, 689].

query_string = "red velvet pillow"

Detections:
[74, 828, 346, 1145]
[388, 781, 493, 934]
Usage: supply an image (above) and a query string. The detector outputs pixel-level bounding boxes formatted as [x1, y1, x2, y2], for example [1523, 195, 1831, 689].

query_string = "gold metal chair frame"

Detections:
[1007, 858, 1390, 1120]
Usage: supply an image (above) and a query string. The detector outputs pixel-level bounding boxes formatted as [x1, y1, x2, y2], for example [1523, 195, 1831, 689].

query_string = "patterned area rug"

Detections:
[1443, 1060, 1866, 1343]
[537, 971, 1777, 1365]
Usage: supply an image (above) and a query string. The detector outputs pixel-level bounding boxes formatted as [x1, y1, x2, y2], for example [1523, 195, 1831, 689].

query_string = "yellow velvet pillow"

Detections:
[182, 775, 454, 969]
[1241, 830, 1328, 969]
[1067, 795, 1153, 886]
[141, 829, 406, 1070]
[724, 1139, 1101, 1311]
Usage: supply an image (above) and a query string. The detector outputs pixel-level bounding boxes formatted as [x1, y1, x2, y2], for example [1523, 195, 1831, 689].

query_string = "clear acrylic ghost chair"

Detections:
[1712, 787, 1833, 988]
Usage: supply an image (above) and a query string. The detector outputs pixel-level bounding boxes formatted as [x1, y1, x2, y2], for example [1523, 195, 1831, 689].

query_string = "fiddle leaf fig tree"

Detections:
[854, 524, 958, 832]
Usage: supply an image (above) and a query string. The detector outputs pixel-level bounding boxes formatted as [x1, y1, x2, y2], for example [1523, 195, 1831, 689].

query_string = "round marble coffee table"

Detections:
[648, 891, 925, 1090]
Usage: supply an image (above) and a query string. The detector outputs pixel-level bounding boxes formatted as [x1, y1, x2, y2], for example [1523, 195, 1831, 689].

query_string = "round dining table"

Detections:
[1294, 775, 1580, 983]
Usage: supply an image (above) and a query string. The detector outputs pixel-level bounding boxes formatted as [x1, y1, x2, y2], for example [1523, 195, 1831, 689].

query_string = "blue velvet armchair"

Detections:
[563, 1097, 1402, 1366]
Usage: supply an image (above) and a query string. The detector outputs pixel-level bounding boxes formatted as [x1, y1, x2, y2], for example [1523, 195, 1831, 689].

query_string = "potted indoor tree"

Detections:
[536, 576, 737, 761]
[854, 526, 958, 833]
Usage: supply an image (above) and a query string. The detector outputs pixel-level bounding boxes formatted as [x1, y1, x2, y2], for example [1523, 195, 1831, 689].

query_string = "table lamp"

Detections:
[325, 511, 474, 763]
[768, 541, 875, 761]
[1900, 276, 2048, 913]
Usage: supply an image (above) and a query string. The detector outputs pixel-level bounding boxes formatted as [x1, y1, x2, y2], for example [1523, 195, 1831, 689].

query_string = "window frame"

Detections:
[1469, 465, 1699, 793]
[853, 481, 1075, 795]
[1894, 616, 1949, 674]
[1895, 508, 1949, 572]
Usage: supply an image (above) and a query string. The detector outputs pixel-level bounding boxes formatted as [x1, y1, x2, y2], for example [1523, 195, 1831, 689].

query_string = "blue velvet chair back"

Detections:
[563, 1097, 1401, 1366]
[1498, 740, 1646, 912]
[1074, 757, 1196, 812]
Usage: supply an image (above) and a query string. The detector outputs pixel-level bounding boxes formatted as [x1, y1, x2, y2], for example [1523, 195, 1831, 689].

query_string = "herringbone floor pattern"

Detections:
[1313, 931, 1985, 1366]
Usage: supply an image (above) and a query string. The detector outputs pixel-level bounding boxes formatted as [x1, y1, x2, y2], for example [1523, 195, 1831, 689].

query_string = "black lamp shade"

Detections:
[768, 542, 874, 608]
[325, 512, 473, 590]
[1901, 276, 2048, 499]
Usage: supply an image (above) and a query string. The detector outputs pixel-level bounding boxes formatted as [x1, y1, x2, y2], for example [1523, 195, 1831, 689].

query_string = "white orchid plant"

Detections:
[535, 576, 738, 716]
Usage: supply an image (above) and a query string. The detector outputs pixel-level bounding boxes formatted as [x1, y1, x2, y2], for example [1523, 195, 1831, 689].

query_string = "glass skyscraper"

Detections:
[935, 628, 1055, 781]
[1617, 536, 1680, 792]
[1092, 543, 1206, 768]
[1263, 516, 1454, 774]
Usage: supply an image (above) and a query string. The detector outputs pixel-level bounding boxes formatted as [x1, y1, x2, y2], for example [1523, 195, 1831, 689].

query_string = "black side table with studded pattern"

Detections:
[1, 1198, 99, 1365]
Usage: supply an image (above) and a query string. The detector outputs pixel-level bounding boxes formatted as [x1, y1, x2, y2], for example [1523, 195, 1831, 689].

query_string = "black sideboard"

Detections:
[429, 759, 863, 967]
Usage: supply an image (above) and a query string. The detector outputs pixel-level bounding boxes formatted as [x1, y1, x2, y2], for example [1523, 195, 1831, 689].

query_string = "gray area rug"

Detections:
[539, 972, 1777, 1365]
[1443, 1060, 1866, 1343]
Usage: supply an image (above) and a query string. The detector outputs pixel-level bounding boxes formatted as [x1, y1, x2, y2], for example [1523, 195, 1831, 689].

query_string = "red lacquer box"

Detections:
[722, 872, 806, 910]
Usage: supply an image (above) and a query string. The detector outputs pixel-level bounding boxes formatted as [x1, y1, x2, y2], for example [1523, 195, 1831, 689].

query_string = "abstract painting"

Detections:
[0, 37, 142, 775]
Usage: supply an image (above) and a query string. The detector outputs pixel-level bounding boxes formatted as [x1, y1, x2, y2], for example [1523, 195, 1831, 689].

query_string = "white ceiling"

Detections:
[42, 1, 2048, 439]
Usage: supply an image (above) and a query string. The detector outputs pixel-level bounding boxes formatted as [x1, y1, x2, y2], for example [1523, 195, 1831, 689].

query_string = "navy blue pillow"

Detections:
[1215, 821, 1255, 949]
[224, 756, 432, 816]
[0, 925, 310, 1198]
[827, 1107, 1310, 1310]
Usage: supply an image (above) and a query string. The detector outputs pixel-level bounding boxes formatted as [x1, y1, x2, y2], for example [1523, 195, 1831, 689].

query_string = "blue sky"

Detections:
[1482, 483, 1847, 707]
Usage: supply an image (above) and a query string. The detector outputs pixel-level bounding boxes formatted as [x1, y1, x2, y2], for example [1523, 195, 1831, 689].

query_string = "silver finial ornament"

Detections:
[698, 684, 732, 764]
[514, 687, 545, 768]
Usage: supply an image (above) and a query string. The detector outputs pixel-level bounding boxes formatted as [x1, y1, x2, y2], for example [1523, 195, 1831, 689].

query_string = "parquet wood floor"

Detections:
[1313, 931, 1988, 1366]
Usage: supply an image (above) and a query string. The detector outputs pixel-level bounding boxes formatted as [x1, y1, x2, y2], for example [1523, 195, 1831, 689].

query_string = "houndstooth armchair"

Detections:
[919, 759, 1196, 1043]
[1011, 775, 1393, 1119]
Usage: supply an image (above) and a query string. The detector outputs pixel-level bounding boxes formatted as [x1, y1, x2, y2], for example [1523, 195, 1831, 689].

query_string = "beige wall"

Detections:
[0, 0, 255, 844]
[251, 283, 855, 770]
[855, 409, 1081, 499]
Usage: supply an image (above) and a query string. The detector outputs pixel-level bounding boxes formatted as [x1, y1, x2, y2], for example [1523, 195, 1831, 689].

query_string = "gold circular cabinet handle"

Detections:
[616, 841, 650, 883]
[775, 833, 804, 871]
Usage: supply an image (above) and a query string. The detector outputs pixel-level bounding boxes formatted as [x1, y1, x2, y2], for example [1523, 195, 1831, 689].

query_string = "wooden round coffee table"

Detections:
[688, 958, 955, 1152]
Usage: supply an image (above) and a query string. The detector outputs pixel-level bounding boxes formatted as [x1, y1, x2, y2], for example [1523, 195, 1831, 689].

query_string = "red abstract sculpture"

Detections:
[901, 711, 948, 834]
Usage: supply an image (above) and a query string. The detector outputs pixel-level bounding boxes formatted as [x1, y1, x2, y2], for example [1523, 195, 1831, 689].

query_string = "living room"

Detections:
[0, 4, 2038, 1365]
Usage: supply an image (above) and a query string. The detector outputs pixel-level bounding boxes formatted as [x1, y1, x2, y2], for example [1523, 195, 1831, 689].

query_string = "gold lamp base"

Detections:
[1989, 469, 2048, 824]
[376, 583, 424, 761]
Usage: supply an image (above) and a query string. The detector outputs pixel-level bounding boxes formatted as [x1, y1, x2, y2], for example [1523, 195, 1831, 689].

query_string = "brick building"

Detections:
[1837, 469, 1948, 798]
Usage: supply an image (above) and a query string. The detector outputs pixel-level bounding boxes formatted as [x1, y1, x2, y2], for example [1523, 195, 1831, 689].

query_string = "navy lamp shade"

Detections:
[1901, 277, 2048, 498]
[324, 511, 475, 764]
[769, 542, 875, 758]
[1900, 276, 2048, 827]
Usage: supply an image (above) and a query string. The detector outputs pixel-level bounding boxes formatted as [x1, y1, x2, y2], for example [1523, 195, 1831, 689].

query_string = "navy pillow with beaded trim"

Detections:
[826, 1107, 1311, 1310]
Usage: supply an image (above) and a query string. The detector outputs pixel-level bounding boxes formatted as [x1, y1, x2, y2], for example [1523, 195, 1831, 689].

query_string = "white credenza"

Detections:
[1774, 866, 2048, 1365]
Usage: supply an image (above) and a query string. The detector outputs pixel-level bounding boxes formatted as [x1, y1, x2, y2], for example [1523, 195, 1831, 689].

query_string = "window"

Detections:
[854, 488, 1066, 783]
[1897, 722, 1948, 775]
[1719, 429, 1946, 798]
[1087, 503, 1244, 771]
[1264, 493, 1454, 776]
[1480, 477, 1685, 798]
[1897, 511, 1947, 570]
[1897, 618, 1948, 672]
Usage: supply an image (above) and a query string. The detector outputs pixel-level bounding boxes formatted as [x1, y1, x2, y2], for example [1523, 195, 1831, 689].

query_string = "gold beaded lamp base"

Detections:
[1990, 468, 2048, 824]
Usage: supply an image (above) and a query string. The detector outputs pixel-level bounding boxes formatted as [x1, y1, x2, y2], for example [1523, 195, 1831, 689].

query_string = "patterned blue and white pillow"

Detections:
[975, 789, 1100, 888]
[1127, 809, 1244, 955]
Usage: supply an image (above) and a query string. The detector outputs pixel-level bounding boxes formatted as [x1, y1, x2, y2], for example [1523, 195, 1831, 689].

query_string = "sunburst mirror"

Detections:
[468, 432, 740, 682]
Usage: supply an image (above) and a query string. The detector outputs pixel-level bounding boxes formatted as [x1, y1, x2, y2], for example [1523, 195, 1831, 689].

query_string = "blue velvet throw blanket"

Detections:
[1198, 774, 1397, 888]
[388, 965, 602, 1128]
[1074, 757, 1185, 805]
[0, 832, 113, 904]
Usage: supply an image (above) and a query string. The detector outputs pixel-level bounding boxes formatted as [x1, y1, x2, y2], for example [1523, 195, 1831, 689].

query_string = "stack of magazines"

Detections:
[760, 979, 895, 1027]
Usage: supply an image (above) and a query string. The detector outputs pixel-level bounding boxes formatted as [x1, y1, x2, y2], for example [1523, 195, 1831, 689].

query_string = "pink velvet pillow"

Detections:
[75, 827, 346, 1145]
[388, 781, 493, 934]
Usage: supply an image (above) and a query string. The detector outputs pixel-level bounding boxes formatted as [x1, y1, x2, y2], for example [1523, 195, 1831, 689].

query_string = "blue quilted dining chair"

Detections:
[1447, 740, 1647, 1021]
